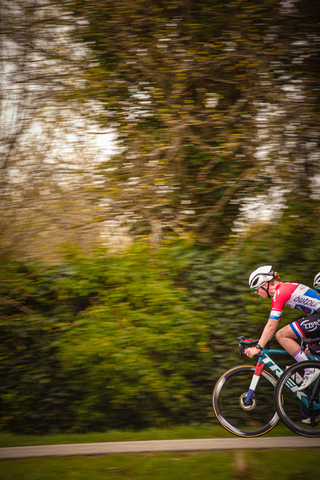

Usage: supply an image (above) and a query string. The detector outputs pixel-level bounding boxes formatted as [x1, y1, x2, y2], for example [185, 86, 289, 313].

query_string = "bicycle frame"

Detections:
[245, 348, 320, 412]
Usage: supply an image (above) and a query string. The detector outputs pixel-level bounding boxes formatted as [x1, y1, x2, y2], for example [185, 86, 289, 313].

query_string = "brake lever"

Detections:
[237, 336, 246, 356]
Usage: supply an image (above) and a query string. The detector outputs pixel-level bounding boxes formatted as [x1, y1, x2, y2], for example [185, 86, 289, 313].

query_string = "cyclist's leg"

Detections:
[276, 324, 305, 357]
[277, 313, 320, 360]
[290, 312, 320, 341]
[277, 320, 320, 390]
[293, 314, 320, 389]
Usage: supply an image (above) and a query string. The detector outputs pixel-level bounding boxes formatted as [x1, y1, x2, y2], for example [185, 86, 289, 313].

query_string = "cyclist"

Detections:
[245, 266, 320, 391]
[306, 272, 320, 357]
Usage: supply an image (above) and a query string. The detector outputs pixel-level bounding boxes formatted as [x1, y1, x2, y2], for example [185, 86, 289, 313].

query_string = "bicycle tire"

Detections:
[274, 360, 320, 438]
[213, 365, 279, 437]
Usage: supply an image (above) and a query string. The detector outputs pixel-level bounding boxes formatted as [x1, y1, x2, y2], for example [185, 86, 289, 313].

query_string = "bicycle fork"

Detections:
[244, 360, 266, 405]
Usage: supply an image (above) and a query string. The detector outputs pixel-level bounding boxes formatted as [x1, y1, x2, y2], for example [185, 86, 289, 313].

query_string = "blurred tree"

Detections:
[0, 0, 89, 167]
[1, 0, 319, 257]
[67, 0, 320, 248]
[0, 0, 118, 260]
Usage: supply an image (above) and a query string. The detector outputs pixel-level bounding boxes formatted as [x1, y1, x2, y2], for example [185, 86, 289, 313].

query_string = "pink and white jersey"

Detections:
[269, 282, 320, 321]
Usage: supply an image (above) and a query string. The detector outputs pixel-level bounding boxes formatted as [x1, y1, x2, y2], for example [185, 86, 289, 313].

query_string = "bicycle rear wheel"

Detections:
[274, 360, 320, 438]
[213, 365, 279, 437]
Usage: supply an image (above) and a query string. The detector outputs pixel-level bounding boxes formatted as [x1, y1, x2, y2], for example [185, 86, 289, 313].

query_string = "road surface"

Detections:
[1, 436, 320, 459]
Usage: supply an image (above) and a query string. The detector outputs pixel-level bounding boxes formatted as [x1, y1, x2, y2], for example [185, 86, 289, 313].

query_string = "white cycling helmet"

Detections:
[313, 272, 320, 292]
[249, 265, 274, 289]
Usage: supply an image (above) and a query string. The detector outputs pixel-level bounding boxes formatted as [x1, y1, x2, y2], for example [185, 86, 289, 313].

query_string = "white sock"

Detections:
[293, 349, 314, 374]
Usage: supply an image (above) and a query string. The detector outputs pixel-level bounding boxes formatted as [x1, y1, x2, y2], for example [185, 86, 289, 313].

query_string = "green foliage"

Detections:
[1, 231, 320, 435]
[0, 243, 216, 433]
[180, 248, 269, 371]
[57, 243, 215, 431]
[0, 261, 76, 434]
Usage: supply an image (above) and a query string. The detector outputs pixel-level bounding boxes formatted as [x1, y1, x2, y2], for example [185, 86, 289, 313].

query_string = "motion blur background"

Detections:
[1, 0, 320, 435]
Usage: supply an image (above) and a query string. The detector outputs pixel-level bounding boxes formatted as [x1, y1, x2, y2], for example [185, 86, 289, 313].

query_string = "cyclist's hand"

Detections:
[244, 347, 261, 358]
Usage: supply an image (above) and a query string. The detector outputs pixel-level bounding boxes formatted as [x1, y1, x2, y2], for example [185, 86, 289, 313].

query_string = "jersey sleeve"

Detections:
[269, 284, 293, 321]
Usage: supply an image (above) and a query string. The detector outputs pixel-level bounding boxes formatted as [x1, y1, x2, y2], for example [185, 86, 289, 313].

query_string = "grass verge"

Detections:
[0, 449, 319, 480]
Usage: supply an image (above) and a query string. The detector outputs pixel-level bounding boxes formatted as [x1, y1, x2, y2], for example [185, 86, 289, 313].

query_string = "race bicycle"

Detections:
[212, 336, 320, 438]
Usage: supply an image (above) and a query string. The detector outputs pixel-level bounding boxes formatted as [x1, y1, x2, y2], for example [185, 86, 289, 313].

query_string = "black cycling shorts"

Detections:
[290, 311, 320, 339]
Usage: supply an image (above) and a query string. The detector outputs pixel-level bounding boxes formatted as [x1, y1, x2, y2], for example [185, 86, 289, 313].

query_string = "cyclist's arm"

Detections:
[257, 318, 279, 349]
[244, 319, 278, 357]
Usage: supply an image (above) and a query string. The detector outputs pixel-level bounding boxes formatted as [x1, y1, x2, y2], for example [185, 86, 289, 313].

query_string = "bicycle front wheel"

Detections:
[274, 360, 320, 438]
[213, 365, 279, 437]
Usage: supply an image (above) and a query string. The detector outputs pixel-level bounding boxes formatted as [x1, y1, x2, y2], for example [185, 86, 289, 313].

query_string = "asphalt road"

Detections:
[1, 436, 320, 459]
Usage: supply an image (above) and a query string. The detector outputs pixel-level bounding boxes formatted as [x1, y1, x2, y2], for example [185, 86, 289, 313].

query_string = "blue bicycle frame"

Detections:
[245, 347, 320, 411]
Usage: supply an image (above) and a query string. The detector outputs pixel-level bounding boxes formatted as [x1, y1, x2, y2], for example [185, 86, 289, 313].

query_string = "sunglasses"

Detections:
[253, 283, 267, 291]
